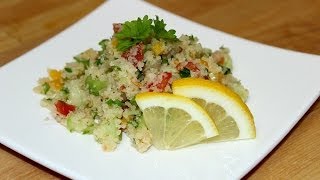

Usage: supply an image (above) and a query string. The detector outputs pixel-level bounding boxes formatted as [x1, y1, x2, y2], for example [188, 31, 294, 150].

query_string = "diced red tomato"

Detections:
[185, 62, 199, 71]
[147, 83, 154, 89]
[146, 83, 154, 92]
[121, 43, 144, 67]
[176, 61, 199, 72]
[156, 72, 172, 91]
[55, 100, 76, 116]
[134, 46, 144, 62]
[113, 23, 123, 33]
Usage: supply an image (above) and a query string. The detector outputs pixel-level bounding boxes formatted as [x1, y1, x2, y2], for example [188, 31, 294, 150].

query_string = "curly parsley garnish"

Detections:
[115, 15, 178, 51]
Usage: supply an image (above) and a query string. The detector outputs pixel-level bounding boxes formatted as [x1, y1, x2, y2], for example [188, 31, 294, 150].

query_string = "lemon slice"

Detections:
[172, 78, 255, 141]
[135, 92, 218, 150]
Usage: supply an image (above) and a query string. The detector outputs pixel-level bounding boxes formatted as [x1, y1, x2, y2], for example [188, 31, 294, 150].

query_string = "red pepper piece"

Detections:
[156, 72, 172, 91]
[55, 100, 76, 116]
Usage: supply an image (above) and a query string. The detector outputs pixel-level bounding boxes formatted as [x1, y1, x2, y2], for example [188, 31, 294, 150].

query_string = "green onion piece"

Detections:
[106, 99, 123, 107]
[85, 76, 107, 96]
[179, 68, 191, 78]
[66, 118, 74, 132]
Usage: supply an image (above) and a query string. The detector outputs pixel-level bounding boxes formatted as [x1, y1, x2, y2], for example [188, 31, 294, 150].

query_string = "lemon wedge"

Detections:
[172, 78, 255, 141]
[135, 92, 218, 150]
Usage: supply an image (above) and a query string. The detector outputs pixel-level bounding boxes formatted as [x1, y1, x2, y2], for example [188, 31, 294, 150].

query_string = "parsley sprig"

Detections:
[115, 15, 178, 51]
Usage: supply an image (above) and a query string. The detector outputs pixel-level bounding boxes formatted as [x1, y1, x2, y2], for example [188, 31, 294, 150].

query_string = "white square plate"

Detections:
[0, 0, 319, 179]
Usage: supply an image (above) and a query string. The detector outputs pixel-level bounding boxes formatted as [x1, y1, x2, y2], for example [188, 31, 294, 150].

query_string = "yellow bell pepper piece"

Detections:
[152, 41, 165, 56]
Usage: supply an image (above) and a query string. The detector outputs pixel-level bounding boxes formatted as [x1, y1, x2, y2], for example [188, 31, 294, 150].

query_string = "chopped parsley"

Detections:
[221, 66, 231, 75]
[98, 39, 108, 50]
[95, 58, 102, 66]
[130, 97, 138, 106]
[74, 57, 90, 69]
[64, 67, 72, 73]
[42, 82, 50, 94]
[96, 52, 107, 66]
[82, 124, 94, 135]
[188, 35, 196, 41]
[106, 66, 121, 73]
[161, 57, 169, 65]
[130, 120, 139, 128]
[61, 87, 69, 95]
[179, 68, 191, 78]
[137, 70, 144, 81]
[218, 64, 232, 75]
[111, 66, 121, 71]
[115, 15, 178, 51]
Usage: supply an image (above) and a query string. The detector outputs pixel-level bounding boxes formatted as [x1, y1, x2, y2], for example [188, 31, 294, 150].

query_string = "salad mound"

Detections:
[34, 16, 249, 152]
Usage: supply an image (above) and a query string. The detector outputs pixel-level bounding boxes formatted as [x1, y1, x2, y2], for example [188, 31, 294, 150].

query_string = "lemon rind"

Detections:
[172, 78, 256, 139]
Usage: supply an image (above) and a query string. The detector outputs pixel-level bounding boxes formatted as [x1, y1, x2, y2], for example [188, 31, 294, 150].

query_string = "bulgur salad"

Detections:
[34, 16, 249, 152]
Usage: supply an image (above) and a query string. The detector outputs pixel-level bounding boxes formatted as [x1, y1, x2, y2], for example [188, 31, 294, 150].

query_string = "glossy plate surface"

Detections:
[0, 0, 319, 179]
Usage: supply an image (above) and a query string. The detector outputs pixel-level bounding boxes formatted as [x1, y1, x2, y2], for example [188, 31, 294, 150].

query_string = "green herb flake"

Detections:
[106, 99, 123, 107]
[92, 111, 99, 119]
[64, 67, 72, 73]
[188, 35, 196, 41]
[61, 87, 70, 94]
[179, 68, 191, 78]
[74, 57, 90, 69]
[106, 66, 121, 73]
[111, 66, 121, 71]
[161, 57, 169, 65]
[82, 124, 94, 135]
[95, 52, 107, 66]
[130, 97, 138, 106]
[130, 120, 139, 128]
[137, 70, 144, 81]
[95, 58, 102, 66]
[42, 82, 50, 94]
[221, 66, 232, 75]
[98, 39, 108, 50]
[129, 115, 142, 128]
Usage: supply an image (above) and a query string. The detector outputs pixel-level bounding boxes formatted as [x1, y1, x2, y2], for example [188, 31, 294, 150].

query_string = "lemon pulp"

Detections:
[136, 92, 218, 150]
